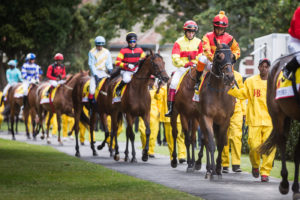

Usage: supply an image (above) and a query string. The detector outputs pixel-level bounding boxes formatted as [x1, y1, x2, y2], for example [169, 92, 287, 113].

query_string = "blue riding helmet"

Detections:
[26, 53, 36, 61]
[95, 36, 106, 46]
[8, 60, 17, 67]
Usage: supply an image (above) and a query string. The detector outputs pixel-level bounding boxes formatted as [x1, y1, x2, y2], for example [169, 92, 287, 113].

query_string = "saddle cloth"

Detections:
[40, 86, 58, 104]
[82, 78, 107, 102]
[13, 84, 33, 98]
[275, 69, 300, 100]
[112, 81, 127, 103]
[192, 72, 207, 102]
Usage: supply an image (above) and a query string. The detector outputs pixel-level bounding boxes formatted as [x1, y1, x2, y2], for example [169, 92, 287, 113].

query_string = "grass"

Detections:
[0, 138, 202, 200]
[1, 121, 298, 181]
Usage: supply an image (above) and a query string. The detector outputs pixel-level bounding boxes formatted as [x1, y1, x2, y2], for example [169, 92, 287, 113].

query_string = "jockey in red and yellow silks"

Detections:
[202, 11, 240, 63]
[115, 32, 146, 96]
[165, 20, 207, 117]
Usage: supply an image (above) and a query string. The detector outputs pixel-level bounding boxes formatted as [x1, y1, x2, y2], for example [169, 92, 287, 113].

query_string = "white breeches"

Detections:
[89, 70, 109, 94]
[3, 83, 17, 97]
[23, 81, 30, 96]
[49, 80, 66, 88]
[121, 70, 134, 83]
[288, 36, 300, 64]
[170, 67, 189, 90]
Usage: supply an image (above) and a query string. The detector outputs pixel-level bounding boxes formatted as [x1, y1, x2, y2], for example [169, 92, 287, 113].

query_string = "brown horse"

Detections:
[6, 83, 23, 140]
[260, 53, 300, 199]
[36, 72, 88, 145]
[169, 66, 202, 172]
[108, 51, 169, 162]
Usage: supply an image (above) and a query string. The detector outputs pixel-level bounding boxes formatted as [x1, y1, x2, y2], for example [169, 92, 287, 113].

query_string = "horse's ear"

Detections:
[213, 37, 221, 49]
[149, 49, 154, 56]
[228, 38, 234, 48]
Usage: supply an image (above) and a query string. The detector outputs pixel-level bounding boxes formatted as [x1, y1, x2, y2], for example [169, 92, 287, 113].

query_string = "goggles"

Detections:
[214, 21, 227, 26]
[129, 40, 136, 44]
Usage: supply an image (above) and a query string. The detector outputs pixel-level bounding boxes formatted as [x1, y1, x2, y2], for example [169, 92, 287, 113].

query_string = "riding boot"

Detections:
[0, 96, 4, 106]
[165, 101, 174, 117]
[283, 57, 299, 80]
[194, 71, 203, 91]
[23, 96, 28, 106]
[46, 86, 54, 97]
[116, 80, 126, 97]
[88, 94, 96, 108]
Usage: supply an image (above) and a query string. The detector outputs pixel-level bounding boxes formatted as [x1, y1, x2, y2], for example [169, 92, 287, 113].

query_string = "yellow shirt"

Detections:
[228, 74, 272, 127]
[149, 87, 160, 123]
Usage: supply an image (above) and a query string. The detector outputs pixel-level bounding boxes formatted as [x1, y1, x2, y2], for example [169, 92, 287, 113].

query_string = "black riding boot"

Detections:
[165, 101, 174, 117]
[116, 80, 126, 96]
[283, 57, 299, 80]
[23, 96, 28, 106]
[194, 71, 203, 90]
[0, 96, 4, 106]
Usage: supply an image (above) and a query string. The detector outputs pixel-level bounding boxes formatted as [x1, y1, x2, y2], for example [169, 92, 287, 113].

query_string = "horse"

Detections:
[260, 53, 300, 200]
[6, 83, 23, 140]
[195, 38, 235, 179]
[107, 51, 169, 162]
[168, 66, 202, 172]
[36, 71, 89, 145]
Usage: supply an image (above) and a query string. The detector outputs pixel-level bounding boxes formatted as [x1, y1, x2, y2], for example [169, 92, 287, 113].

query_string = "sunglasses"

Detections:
[214, 21, 227, 25]
[129, 40, 136, 44]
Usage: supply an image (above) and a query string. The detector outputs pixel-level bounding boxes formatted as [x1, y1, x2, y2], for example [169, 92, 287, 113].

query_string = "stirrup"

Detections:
[283, 68, 293, 80]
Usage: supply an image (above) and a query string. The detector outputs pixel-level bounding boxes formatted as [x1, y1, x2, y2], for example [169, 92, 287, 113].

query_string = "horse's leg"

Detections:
[195, 135, 205, 170]
[170, 111, 179, 168]
[31, 111, 36, 139]
[89, 110, 97, 156]
[10, 105, 15, 140]
[56, 112, 63, 145]
[126, 114, 136, 162]
[15, 111, 19, 135]
[124, 118, 130, 162]
[191, 119, 198, 170]
[215, 123, 229, 178]
[46, 112, 53, 144]
[141, 113, 150, 162]
[24, 108, 30, 139]
[181, 116, 191, 172]
[97, 114, 109, 151]
[74, 105, 82, 157]
[111, 112, 120, 161]
[292, 135, 300, 199]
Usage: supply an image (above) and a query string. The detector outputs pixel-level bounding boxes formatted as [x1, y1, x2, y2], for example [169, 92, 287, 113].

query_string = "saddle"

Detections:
[276, 68, 300, 100]
[82, 78, 107, 102]
[40, 85, 58, 104]
[112, 81, 127, 103]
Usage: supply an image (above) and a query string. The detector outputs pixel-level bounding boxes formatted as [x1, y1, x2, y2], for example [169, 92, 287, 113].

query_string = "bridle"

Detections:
[210, 48, 233, 80]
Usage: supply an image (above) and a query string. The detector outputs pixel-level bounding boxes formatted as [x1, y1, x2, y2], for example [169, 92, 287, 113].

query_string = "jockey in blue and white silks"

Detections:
[88, 36, 113, 103]
[21, 53, 40, 105]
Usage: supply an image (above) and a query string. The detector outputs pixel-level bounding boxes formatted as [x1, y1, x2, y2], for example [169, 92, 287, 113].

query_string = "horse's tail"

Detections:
[259, 129, 277, 155]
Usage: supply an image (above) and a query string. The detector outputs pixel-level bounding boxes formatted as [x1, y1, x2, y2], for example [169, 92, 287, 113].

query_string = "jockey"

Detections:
[283, 6, 300, 80]
[165, 20, 206, 117]
[88, 36, 113, 104]
[115, 32, 146, 96]
[46, 53, 66, 95]
[1, 60, 23, 105]
[21, 53, 41, 106]
[202, 11, 240, 63]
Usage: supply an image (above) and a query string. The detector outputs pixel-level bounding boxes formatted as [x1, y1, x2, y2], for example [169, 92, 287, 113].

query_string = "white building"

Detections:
[239, 33, 290, 77]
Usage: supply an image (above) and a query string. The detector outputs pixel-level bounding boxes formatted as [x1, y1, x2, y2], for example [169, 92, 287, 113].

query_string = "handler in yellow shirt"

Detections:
[222, 71, 245, 173]
[0, 92, 4, 128]
[228, 58, 276, 182]
[159, 84, 186, 162]
[139, 75, 160, 157]
[62, 115, 74, 140]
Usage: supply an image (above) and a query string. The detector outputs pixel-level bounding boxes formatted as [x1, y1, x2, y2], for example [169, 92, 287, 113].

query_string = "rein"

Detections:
[188, 67, 197, 82]
[63, 84, 73, 90]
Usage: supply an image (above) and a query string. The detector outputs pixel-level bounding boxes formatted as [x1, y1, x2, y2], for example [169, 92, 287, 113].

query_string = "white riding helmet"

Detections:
[8, 60, 17, 67]
[95, 36, 106, 46]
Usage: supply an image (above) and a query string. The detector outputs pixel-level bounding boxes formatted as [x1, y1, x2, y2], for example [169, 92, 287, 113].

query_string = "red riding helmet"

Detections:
[183, 20, 198, 32]
[213, 11, 228, 27]
[54, 53, 64, 61]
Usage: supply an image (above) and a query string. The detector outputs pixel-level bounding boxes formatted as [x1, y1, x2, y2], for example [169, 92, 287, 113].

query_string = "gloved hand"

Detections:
[184, 62, 194, 68]
[128, 64, 135, 69]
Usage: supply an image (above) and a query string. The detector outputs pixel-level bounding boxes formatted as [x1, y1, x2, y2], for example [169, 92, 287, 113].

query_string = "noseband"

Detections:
[211, 49, 233, 79]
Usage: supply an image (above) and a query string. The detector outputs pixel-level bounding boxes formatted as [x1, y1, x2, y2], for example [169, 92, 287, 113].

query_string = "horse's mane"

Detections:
[136, 53, 162, 73]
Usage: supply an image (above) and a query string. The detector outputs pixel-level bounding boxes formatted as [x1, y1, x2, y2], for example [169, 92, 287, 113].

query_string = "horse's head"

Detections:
[148, 50, 169, 83]
[212, 38, 235, 85]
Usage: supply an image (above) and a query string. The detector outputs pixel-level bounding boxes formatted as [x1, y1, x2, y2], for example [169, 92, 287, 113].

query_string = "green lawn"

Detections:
[0, 138, 201, 200]
[1, 121, 298, 181]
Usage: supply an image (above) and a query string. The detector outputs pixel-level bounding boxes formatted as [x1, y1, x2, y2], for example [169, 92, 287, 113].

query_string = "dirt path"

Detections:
[0, 132, 293, 200]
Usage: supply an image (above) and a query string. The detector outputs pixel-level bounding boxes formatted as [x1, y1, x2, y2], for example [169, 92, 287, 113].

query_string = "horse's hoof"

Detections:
[195, 163, 201, 170]
[27, 136, 31, 140]
[75, 152, 80, 157]
[93, 151, 98, 156]
[131, 157, 137, 163]
[59, 142, 63, 146]
[293, 192, 300, 200]
[279, 181, 289, 195]
[41, 136, 44, 140]
[47, 139, 51, 144]
[171, 159, 177, 168]
[142, 154, 148, 162]
[12, 137, 16, 141]
[114, 154, 120, 161]
[97, 144, 104, 150]
[124, 157, 129, 162]
[205, 172, 211, 179]
[186, 167, 194, 173]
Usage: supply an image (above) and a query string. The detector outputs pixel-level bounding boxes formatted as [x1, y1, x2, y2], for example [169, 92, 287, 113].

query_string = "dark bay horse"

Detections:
[108, 51, 169, 162]
[196, 39, 235, 179]
[36, 72, 88, 145]
[169, 66, 202, 172]
[260, 53, 300, 199]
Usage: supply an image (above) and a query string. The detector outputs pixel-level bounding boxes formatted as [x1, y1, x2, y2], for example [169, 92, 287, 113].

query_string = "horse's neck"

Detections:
[130, 61, 151, 92]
